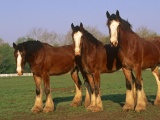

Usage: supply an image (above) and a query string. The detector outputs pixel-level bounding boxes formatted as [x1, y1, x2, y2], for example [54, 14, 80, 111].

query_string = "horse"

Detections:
[106, 10, 160, 112]
[13, 40, 87, 113]
[71, 23, 136, 112]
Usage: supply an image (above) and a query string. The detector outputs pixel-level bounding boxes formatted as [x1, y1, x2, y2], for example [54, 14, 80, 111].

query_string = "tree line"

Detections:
[0, 26, 159, 74]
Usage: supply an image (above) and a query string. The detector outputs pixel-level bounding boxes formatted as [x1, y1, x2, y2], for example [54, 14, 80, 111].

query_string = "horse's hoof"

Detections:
[84, 101, 90, 108]
[43, 107, 54, 113]
[31, 106, 43, 113]
[91, 106, 103, 112]
[135, 104, 146, 112]
[86, 105, 94, 112]
[70, 101, 82, 107]
[123, 103, 134, 111]
[154, 99, 160, 106]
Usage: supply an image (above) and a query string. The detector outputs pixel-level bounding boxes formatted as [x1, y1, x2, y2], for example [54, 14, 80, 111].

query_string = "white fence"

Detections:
[0, 73, 33, 77]
[0, 68, 159, 77]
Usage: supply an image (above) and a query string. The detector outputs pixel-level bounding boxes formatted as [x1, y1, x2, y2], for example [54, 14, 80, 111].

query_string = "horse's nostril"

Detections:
[75, 52, 81, 56]
[110, 41, 114, 47]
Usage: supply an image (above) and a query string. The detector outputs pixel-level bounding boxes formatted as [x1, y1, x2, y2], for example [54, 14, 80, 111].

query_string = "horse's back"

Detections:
[145, 37, 160, 55]
[149, 37, 160, 49]
[38, 44, 75, 75]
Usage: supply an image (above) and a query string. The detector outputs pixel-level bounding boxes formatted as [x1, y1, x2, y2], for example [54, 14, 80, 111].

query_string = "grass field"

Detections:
[0, 70, 160, 120]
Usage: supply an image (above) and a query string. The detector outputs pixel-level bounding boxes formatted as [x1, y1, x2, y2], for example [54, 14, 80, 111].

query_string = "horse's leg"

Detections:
[31, 74, 43, 113]
[151, 66, 160, 106]
[80, 70, 91, 108]
[70, 69, 82, 107]
[93, 72, 103, 112]
[86, 74, 96, 111]
[122, 68, 135, 111]
[134, 66, 146, 112]
[42, 74, 54, 113]
[141, 79, 148, 105]
[87, 72, 103, 112]
[84, 80, 91, 108]
[131, 72, 137, 103]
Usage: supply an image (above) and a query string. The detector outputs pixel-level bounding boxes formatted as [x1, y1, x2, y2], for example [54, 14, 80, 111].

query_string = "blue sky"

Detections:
[0, 0, 159, 44]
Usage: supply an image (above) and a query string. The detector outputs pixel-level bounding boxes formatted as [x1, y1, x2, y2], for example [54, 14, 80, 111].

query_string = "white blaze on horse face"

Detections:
[109, 20, 119, 47]
[16, 51, 22, 75]
[73, 31, 82, 55]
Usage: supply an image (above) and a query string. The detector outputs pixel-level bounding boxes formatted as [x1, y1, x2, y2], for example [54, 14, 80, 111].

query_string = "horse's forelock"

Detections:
[107, 14, 117, 25]
[17, 44, 24, 52]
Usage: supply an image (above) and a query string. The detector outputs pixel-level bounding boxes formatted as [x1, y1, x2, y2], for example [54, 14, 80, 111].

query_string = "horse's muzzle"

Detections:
[75, 52, 81, 56]
[75, 48, 81, 56]
[17, 70, 23, 76]
[110, 41, 118, 47]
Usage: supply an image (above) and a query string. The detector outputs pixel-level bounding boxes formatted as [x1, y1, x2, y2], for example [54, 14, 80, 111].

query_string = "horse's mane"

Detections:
[82, 28, 103, 47]
[119, 18, 133, 32]
[17, 40, 43, 55]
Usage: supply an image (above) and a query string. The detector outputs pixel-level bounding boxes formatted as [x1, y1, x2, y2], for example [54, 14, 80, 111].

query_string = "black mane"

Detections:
[17, 40, 43, 55]
[119, 18, 133, 32]
[82, 28, 103, 46]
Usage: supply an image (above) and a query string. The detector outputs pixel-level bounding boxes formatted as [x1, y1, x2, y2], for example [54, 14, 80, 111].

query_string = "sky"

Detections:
[0, 0, 160, 44]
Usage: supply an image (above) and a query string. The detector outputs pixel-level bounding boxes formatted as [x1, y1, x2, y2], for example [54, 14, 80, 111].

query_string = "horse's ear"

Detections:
[71, 23, 74, 30]
[116, 10, 120, 19]
[80, 22, 83, 29]
[13, 42, 17, 49]
[106, 11, 110, 18]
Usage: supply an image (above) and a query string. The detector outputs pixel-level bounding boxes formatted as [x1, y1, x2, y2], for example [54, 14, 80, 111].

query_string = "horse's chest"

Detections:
[82, 57, 95, 73]
[118, 50, 136, 68]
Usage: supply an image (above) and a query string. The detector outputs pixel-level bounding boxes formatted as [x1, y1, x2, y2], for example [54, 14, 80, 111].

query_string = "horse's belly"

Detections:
[49, 63, 73, 75]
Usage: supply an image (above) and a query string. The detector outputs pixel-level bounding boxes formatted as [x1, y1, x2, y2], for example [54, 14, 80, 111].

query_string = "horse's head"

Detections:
[13, 42, 26, 75]
[71, 23, 84, 56]
[106, 10, 121, 47]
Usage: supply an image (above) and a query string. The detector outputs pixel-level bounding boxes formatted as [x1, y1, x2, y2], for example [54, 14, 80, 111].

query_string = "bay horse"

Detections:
[71, 23, 136, 112]
[13, 40, 88, 113]
[106, 10, 160, 112]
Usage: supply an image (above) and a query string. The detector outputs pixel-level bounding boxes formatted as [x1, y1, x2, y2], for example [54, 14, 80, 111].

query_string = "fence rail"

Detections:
[0, 68, 160, 77]
[0, 73, 33, 77]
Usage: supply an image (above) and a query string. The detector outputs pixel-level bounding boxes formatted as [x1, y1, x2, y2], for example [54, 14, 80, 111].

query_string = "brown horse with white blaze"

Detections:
[13, 40, 87, 113]
[106, 10, 160, 112]
[71, 23, 136, 112]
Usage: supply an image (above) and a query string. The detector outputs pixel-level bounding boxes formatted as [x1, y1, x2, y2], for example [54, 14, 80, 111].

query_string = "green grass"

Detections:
[0, 71, 160, 120]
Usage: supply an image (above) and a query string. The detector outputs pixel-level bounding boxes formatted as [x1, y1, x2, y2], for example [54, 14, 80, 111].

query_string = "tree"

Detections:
[27, 27, 59, 46]
[136, 26, 158, 38]
[0, 38, 4, 44]
[0, 43, 16, 73]
[85, 26, 106, 43]
[64, 30, 72, 45]
[15, 37, 34, 44]
[105, 36, 110, 44]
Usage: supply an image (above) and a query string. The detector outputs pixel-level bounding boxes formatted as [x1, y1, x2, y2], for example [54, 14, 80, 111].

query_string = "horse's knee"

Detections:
[72, 71, 82, 88]
[95, 85, 100, 97]
[126, 80, 132, 90]
[135, 81, 142, 90]
[44, 88, 50, 95]
[36, 88, 41, 96]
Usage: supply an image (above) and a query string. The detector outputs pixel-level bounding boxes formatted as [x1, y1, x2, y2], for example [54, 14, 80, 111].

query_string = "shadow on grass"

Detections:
[102, 94, 156, 107]
[102, 94, 126, 107]
[43, 94, 156, 110]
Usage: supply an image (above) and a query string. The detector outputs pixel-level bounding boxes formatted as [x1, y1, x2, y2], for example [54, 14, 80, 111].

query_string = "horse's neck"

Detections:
[119, 29, 136, 50]
[83, 39, 97, 53]
[25, 49, 37, 64]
